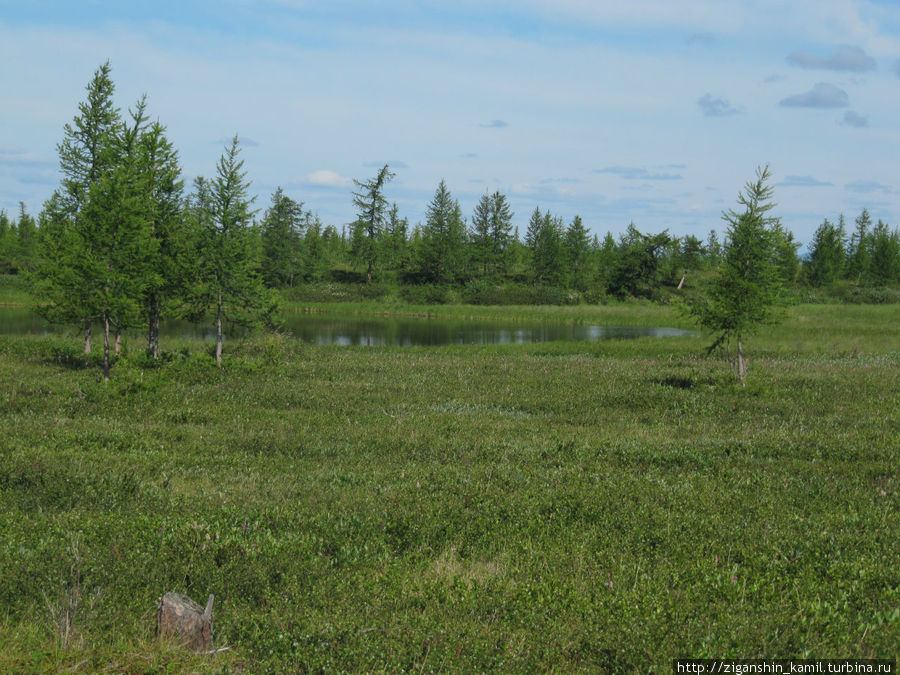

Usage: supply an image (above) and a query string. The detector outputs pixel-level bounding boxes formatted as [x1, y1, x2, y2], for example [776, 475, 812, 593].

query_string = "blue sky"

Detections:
[1, 0, 899, 249]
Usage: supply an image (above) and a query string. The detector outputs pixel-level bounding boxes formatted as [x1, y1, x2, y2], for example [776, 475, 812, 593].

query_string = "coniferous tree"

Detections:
[607, 225, 669, 298]
[189, 136, 274, 365]
[688, 166, 785, 385]
[381, 202, 409, 274]
[806, 217, 846, 287]
[471, 192, 494, 278]
[14, 203, 37, 272]
[34, 62, 121, 354]
[139, 120, 186, 359]
[868, 220, 900, 285]
[79, 97, 158, 379]
[0, 210, 12, 273]
[471, 191, 514, 279]
[260, 187, 304, 288]
[845, 208, 872, 282]
[351, 164, 394, 284]
[417, 180, 467, 284]
[563, 215, 590, 290]
[706, 229, 723, 266]
[526, 208, 564, 286]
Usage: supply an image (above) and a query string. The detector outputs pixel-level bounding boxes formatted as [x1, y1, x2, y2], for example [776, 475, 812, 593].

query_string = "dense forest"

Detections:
[1, 63, 899, 358]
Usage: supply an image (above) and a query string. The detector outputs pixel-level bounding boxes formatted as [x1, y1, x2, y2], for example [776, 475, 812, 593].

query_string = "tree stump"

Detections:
[156, 592, 214, 652]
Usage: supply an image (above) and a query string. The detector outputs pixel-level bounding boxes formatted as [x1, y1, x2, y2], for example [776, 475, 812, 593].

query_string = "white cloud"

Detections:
[305, 170, 351, 188]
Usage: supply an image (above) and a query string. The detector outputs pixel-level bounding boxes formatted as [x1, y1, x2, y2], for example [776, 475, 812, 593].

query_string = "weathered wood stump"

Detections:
[156, 592, 214, 652]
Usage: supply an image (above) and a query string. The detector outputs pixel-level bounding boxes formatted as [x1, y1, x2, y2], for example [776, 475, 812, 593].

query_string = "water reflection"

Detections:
[0, 307, 693, 346]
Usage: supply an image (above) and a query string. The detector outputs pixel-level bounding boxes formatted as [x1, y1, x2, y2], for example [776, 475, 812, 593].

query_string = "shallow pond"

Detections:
[0, 307, 693, 346]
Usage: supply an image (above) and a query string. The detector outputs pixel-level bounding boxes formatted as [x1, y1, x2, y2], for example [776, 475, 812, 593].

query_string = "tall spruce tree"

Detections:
[688, 166, 785, 385]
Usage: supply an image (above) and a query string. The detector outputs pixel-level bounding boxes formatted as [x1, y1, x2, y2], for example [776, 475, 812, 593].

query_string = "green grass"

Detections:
[0, 304, 898, 672]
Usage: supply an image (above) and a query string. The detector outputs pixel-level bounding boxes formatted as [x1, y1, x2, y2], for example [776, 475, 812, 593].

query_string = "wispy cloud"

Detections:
[697, 93, 741, 117]
[594, 166, 683, 180]
[786, 45, 875, 72]
[0, 147, 51, 166]
[460, 153, 478, 159]
[764, 74, 785, 84]
[304, 169, 351, 188]
[777, 175, 833, 187]
[845, 180, 892, 194]
[779, 83, 848, 108]
[479, 119, 508, 129]
[840, 111, 868, 128]
[539, 177, 582, 184]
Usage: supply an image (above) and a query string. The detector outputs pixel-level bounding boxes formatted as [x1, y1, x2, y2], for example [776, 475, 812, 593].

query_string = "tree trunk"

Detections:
[216, 290, 224, 366]
[148, 294, 160, 360]
[84, 319, 92, 354]
[677, 271, 686, 290]
[366, 260, 373, 285]
[102, 312, 110, 382]
[156, 592, 214, 652]
[737, 333, 745, 386]
[114, 328, 122, 357]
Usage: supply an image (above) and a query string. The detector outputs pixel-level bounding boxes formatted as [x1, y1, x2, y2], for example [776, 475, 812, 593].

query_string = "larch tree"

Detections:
[260, 187, 305, 288]
[564, 215, 591, 291]
[689, 165, 785, 385]
[79, 97, 158, 380]
[139, 120, 186, 360]
[189, 136, 275, 366]
[471, 191, 513, 278]
[351, 164, 394, 284]
[34, 61, 121, 354]
[418, 180, 467, 284]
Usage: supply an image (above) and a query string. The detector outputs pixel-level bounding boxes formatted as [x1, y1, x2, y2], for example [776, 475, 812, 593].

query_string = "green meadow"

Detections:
[0, 301, 897, 672]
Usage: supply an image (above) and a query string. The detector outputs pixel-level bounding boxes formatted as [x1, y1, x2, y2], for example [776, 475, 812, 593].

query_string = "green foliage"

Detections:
[689, 166, 786, 383]
[188, 137, 277, 364]
[526, 207, 565, 286]
[470, 191, 514, 279]
[867, 220, 900, 286]
[260, 187, 305, 288]
[607, 224, 670, 299]
[351, 164, 395, 284]
[415, 180, 468, 284]
[806, 216, 847, 287]
[0, 304, 897, 670]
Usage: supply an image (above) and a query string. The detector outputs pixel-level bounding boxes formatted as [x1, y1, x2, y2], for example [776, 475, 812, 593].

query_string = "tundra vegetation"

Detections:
[0, 301, 897, 671]
[0, 63, 898, 671]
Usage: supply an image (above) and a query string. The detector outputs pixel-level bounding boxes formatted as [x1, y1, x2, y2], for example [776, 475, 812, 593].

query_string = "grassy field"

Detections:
[0, 302, 898, 672]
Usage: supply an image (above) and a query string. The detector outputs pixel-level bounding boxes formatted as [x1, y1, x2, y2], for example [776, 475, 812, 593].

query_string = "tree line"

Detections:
[1, 64, 899, 375]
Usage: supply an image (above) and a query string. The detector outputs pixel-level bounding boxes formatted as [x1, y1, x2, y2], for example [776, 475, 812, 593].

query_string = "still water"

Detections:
[0, 307, 693, 346]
